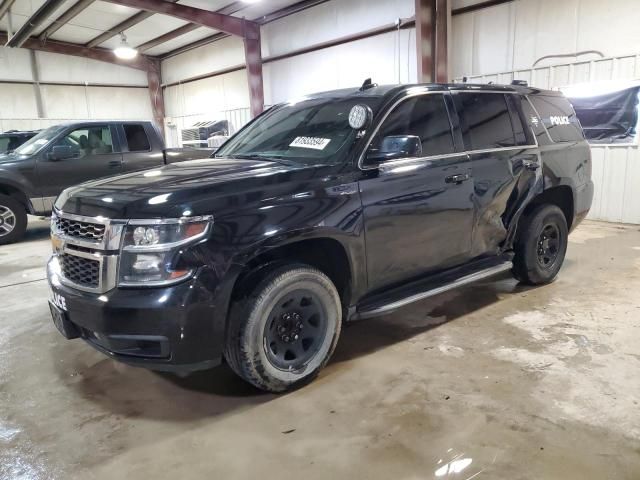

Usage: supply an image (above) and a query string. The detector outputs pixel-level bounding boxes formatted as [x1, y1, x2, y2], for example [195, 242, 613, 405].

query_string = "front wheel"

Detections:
[513, 204, 568, 285]
[224, 264, 342, 392]
[0, 194, 28, 245]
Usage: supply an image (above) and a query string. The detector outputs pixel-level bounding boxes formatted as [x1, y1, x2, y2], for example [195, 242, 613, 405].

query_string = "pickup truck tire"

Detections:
[513, 204, 568, 285]
[0, 194, 27, 245]
[224, 264, 342, 392]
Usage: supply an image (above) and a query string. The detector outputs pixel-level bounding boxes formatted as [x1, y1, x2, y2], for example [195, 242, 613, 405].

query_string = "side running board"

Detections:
[354, 260, 513, 320]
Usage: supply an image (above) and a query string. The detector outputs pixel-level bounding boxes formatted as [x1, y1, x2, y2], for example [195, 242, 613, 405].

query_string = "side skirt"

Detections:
[351, 255, 513, 320]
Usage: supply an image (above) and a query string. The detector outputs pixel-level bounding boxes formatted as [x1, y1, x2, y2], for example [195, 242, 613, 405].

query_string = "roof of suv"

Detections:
[295, 82, 560, 103]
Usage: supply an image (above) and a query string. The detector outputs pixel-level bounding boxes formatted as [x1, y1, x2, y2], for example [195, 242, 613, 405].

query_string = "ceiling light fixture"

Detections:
[113, 33, 138, 60]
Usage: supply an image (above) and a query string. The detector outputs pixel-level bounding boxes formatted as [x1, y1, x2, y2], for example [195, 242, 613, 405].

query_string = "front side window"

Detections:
[54, 126, 114, 157]
[368, 94, 455, 160]
[216, 97, 382, 166]
[454, 92, 518, 150]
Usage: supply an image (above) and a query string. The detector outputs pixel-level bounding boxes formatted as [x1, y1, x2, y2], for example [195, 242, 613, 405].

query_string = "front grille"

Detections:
[55, 217, 105, 242]
[60, 254, 100, 288]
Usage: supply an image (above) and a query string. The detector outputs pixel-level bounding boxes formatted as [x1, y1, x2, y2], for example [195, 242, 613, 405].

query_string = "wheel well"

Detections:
[0, 184, 30, 212]
[524, 186, 574, 229]
[232, 238, 353, 308]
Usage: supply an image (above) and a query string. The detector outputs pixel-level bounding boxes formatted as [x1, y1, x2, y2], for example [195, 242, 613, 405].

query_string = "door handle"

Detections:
[522, 160, 540, 171]
[108, 160, 121, 167]
[445, 173, 470, 184]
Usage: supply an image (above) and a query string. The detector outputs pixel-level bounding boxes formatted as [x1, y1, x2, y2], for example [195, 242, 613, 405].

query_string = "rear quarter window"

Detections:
[123, 124, 151, 152]
[529, 95, 584, 143]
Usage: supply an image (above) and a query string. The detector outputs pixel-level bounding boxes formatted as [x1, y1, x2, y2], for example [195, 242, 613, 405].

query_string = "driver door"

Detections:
[36, 124, 122, 201]
[358, 92, 474, 292]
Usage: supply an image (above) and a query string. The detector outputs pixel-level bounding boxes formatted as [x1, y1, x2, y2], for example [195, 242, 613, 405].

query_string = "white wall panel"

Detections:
[0, 48, 34, 82]
[263, 28, 417, 105]
[161, 36, 246, 85]
[589, 147, 640, 224]
[85, 87, 152, 119]
[164, 69, 249, 118]
[0, 48, 152, 133]
[0, 84, 39, 118]
[40, 85, 90, 119]
[452, 0, 640, 79]
[261, 0, 414, 58]
[36, 52, 148, 86]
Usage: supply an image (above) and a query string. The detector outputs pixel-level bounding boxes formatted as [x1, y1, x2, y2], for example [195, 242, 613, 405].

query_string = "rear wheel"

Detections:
[0, 194, 27, 245]
[513, 204, 568, 285]
[224, 264, 342, 392]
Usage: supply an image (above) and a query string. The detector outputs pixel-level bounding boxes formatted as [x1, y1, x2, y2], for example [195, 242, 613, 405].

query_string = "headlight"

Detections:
[118, 216, 212, 287]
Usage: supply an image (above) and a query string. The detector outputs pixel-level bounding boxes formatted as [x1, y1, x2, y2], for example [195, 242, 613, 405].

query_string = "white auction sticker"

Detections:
[289, 136, 331, 150]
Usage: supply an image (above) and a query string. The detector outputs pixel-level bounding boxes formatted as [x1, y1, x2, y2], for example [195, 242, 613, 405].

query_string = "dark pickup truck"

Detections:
[47, 82, 593, 392]
[0, 120, 213, 244]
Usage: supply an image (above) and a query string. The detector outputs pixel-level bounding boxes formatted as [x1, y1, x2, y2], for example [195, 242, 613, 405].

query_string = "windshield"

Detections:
[14, 125, 66, 156]
[216, 97, 381, 165]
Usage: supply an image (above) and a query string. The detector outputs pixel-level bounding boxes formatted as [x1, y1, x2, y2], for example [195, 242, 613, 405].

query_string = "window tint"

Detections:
[454, 92, 518, 150]
[371, 94, 454, 158]
[0, 137, 10, 153]
[54, 126, 114, 157]
[124, 124, 151, 152]
[529, 95, 584, 143]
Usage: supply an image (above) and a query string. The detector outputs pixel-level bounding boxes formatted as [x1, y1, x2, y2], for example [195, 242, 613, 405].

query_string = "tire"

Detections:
[513, 204, 568, 285]
[224, 264, 342, 393]
[0, 194, 28, 245]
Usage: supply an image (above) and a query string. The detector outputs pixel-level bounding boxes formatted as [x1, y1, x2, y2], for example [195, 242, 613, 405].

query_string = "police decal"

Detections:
[549, 116, 571, 126]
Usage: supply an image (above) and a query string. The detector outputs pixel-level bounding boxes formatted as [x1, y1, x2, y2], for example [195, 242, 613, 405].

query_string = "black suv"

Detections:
[47, 82, 593, 392]
[0, 130, 38, 154]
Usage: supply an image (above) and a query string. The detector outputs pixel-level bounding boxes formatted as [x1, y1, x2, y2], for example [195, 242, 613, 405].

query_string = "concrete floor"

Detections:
[1, 218, 639, 479]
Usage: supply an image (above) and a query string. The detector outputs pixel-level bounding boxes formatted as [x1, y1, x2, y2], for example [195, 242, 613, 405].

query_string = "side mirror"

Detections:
[48, 145, 77, 161]
[366, 135, 423, 163]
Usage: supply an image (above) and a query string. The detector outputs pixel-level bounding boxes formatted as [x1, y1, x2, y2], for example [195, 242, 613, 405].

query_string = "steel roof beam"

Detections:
[39, 0, 95, 40]
[101, 0, 252, 38]
[6, 0, 68, 48]
[0, 31, 154, 71]
[0, 0, 17, 22]
[136, 1, 245, 52]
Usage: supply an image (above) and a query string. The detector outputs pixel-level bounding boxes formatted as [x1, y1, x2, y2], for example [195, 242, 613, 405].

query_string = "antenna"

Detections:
[360, 78, 377, 91]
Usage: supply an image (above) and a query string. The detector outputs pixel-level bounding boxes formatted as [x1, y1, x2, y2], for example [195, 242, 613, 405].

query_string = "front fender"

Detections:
[0, 165, 37, 212]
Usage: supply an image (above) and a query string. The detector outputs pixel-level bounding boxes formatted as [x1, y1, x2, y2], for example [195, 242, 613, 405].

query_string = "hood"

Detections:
[55, 157, 316, 219]
[0, 152, 28, 164]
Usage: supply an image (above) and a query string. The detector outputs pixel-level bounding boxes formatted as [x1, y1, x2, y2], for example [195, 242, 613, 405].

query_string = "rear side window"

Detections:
[528, 95, 584, 143]
[454, 92, 520, 150]
[372, 94, 455, 157]
[123, 124, 151, 152]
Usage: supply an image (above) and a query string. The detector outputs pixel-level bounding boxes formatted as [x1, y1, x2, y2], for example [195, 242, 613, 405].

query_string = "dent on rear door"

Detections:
[469, 148, 543, 257]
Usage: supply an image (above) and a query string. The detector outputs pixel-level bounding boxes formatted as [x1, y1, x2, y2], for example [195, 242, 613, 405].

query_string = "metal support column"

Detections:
[147, 60, 166, 138]
[29, 51, 45, 118]
[244, 21, 264, 118]
[415, 0, 449, 83]
[434, 0, 449, 83]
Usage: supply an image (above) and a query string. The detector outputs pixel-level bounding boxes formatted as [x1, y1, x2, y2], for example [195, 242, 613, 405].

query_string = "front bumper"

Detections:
[47, 258, 225, 373]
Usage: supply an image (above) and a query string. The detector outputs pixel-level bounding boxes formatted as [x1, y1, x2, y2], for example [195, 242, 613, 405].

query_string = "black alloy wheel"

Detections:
[264, 289, 328, 371]
[536, 223, 561, 268]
